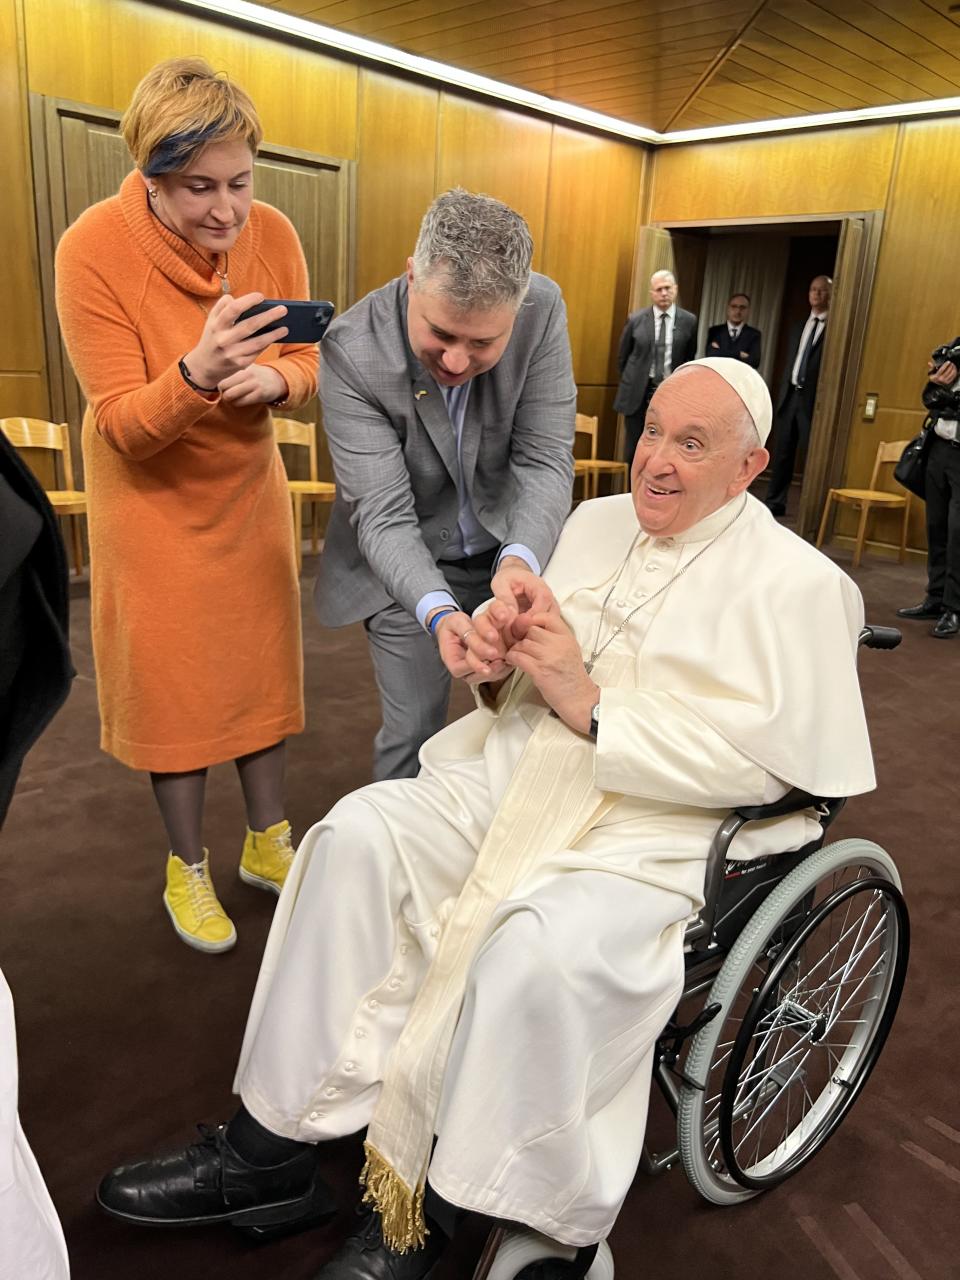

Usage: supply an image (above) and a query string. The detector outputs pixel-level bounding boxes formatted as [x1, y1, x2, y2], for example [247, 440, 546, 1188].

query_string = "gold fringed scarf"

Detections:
[360, 663, 621, 1251]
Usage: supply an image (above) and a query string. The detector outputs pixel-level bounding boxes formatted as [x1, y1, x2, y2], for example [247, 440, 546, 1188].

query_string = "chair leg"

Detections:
[311, 500, 319, 556]
[899, 499, 910, 564]
[70, 515, 84, 575]
[852, 502, 871, 569]
[815, 493, 834, 549]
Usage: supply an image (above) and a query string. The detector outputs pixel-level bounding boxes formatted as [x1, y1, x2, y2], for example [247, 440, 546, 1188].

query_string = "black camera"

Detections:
[922, 342, 960, 415]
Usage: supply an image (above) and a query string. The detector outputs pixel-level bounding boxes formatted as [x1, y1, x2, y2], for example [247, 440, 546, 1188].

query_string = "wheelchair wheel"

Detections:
[677, 839, 908, 1206]
[482, 1228, 614, 1279]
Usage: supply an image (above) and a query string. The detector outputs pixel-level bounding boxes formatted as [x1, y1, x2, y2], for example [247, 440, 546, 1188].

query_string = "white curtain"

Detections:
[696, 235, 789, 387]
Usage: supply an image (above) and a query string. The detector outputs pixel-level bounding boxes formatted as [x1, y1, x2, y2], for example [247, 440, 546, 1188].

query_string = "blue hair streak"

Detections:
[144, 124, 220, 176]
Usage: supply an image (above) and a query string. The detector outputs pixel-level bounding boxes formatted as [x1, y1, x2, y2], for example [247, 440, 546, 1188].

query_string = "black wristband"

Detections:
[178, 357, 218, 395]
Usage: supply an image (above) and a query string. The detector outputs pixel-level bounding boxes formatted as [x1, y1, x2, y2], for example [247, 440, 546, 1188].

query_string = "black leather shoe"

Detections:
[97, 1124, 336, 1236]
[932, 610, 960, 638]
[313, 1206, 446, 1278]
[897, 598, 944, 620]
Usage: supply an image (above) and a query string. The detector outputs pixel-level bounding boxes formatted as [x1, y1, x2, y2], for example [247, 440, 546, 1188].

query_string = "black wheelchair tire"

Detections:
[676, 839, 907, 1206]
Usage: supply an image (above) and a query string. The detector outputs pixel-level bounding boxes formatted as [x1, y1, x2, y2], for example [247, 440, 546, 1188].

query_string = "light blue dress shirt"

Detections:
[416, 379, 540, 629]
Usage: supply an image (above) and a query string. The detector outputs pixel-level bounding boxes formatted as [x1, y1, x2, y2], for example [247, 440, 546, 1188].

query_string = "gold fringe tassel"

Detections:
[359, 1140, 427, 1253]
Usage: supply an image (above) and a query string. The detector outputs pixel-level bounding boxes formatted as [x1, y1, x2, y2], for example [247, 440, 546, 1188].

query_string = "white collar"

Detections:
[638, 493, 748, 548]
[654, 303, 676, 321]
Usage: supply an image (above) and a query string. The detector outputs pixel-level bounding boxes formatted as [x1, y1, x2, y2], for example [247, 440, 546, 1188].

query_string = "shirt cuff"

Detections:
[416, 590, 458, 630]
[496, 544, 541, 575]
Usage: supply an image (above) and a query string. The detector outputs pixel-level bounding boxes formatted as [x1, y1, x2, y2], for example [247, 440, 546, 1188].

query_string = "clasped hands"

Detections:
[435, 559, 599, 736]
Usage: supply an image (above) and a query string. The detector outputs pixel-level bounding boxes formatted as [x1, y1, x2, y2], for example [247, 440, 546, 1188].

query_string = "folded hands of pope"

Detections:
[435, 568, 600, 737]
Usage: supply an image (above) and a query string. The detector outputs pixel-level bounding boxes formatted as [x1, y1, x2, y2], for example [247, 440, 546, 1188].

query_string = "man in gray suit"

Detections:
[314, 190, 576, 780]
[613, 269, 698, 463]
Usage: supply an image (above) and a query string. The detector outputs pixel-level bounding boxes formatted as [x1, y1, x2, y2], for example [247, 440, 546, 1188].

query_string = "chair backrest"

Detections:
[272, 416, 318, 482]
[0, 416, 75, 490]
[869, 438, 911, 491]
[574, 413, 599, 462]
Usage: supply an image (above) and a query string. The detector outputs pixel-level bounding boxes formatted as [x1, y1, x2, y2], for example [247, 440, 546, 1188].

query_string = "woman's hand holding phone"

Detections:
[182, 291, 288, 398]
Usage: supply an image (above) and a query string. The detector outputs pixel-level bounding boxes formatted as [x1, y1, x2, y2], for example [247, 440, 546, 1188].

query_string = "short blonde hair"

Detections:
[121, 57, 262, 175]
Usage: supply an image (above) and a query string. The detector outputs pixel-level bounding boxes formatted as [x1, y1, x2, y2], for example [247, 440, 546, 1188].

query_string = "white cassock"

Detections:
[0, 969, 70, 1280]
[234, 492, 875, 1248]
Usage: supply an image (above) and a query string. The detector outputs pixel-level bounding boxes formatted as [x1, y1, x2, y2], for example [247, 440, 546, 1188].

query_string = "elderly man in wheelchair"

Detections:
[96, 359, 907, 1280]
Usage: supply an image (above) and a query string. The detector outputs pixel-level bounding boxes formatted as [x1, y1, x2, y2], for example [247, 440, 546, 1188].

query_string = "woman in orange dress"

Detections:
[55, 58, 317, 954]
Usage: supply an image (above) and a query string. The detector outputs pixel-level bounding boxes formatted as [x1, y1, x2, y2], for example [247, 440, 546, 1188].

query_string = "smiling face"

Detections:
[405, 260, 517, 387]
[631, 367, 769, 536]
[145, 138, 254, 255]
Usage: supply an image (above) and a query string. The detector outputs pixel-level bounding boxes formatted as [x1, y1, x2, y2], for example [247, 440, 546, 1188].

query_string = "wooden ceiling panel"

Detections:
[262, 0, 960, 133]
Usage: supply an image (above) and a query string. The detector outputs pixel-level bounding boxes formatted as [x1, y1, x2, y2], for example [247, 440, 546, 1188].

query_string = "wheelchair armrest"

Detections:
[734, 788, 832, 823]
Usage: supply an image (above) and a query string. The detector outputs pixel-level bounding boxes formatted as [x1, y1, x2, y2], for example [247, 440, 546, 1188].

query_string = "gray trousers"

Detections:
[364, 552, 496, 781]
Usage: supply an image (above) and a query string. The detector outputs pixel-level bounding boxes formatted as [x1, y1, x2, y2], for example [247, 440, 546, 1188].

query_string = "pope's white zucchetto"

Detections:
[674, 357, 772, 445]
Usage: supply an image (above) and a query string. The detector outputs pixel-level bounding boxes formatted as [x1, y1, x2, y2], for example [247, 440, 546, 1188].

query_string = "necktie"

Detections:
[654, 311, 667, 382]
[729, 326, 738, 341]
[796, 318, 822, 389]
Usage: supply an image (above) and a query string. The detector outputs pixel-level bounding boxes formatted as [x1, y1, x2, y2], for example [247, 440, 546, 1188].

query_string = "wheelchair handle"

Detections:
[859, 624, 902, 650]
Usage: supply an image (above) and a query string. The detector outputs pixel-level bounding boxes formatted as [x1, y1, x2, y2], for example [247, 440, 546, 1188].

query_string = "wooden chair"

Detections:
[0, 417, 87, 574]
[272, 417, 336, 573]
[573, 413, 628, 501]
[815, 439, 912, 568]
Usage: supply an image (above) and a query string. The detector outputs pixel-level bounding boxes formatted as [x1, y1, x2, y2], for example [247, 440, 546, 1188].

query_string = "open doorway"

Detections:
[627, 212, 881, 540]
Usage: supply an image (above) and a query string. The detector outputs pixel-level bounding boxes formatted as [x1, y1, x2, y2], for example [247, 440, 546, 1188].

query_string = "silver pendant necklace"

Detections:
[584, 499, 747, 674]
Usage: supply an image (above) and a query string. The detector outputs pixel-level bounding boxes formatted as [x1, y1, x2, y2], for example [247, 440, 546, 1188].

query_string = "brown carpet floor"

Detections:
[2, 544, 958, 1280]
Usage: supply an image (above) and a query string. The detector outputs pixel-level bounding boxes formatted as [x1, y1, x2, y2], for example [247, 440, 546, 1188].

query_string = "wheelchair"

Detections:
[470, 625, 910, 1280]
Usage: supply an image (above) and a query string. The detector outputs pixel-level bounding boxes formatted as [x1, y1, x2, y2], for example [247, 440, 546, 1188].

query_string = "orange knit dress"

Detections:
[55, 170, 317, 772]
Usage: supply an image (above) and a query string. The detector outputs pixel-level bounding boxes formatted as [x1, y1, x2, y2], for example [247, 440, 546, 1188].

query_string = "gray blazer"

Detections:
[613, 305, 698, 416]
[313, 273, 576, 625]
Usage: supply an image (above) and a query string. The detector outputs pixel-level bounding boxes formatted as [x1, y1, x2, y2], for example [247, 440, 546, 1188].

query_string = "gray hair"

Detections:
[651, 269, 676, 286]
[411, 188, 533, 312]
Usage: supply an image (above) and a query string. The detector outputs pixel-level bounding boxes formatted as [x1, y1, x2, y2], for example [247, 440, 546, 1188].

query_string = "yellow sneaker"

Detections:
[239, 819, 294, 896]
[163, 852, 237, 953]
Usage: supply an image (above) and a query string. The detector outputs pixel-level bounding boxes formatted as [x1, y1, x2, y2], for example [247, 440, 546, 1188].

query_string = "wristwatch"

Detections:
[588, 701, 600, 741]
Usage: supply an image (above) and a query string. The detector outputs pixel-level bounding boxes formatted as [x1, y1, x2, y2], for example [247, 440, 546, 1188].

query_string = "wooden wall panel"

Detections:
[437, 95, 552, 270]
[650, 125, 897, 222]
[0, 0, 45, 376]
[843, 116, 960, 509]
[0, 372, 49, 421]
[24, 0, 359, 161]
[356, 71, 438, 299]
[542, 126, 644, 389]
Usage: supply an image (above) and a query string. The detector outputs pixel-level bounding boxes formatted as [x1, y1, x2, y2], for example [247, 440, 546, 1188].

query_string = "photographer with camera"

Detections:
[896, 340, 960, 638]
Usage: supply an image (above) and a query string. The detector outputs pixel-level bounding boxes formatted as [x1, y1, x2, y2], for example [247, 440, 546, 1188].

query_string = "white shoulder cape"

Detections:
[542, 493, 875, 798]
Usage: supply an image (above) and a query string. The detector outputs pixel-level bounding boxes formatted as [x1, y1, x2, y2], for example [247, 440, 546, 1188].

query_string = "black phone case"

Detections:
[237, 299, 335, 344]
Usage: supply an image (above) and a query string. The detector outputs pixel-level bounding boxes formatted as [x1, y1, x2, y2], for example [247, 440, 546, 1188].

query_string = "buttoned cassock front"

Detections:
[234, 493, 874, 1247]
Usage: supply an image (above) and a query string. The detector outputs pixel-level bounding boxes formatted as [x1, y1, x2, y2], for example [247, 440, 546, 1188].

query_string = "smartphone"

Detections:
[236, 299, 336, 344]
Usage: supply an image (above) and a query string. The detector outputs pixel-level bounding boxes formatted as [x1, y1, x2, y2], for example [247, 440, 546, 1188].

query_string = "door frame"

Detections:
[632, 210, 883, 541]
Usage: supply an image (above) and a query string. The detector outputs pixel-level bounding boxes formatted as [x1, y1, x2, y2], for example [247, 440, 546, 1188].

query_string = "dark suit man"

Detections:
[706, 293, 761, 369]
[766, 275, 832, 515]
[613, 270, 697, 462]
[314, 189, 576, 780]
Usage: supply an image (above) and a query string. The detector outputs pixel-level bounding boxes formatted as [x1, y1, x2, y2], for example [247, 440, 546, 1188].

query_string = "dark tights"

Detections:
[151, 740, 286, 863]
